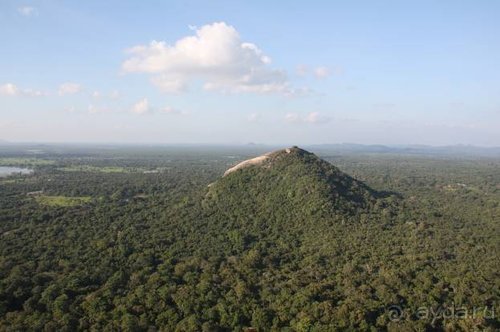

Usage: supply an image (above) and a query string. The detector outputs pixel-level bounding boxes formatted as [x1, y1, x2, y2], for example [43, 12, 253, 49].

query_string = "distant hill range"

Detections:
[306, 143, 500, 157]
[0, 141, 499, 157]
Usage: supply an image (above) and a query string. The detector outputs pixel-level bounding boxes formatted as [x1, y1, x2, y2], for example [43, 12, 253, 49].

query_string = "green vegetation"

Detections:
[0, 179, 17, 184]
[0, 158, 54, 166]
[205, 147, 398, 224]
[58, 165, 131, 173]
[35, 195, 92, 207]
[0, 145, 498, 331]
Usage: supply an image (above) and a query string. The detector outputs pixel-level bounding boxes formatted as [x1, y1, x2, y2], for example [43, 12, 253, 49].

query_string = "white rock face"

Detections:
[223, 154, 271, 176]
[222, 147, 299, 177]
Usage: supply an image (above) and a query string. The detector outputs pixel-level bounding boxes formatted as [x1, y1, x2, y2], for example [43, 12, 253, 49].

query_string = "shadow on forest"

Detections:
[374, 190, 404, 199]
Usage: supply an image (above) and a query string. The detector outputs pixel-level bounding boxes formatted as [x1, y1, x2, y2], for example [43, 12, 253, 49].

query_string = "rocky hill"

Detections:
[204, 146, 398, 224]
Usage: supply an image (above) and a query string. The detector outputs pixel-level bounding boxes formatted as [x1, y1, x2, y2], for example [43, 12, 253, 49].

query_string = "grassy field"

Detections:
[35, 195, 92, 207]
[0, 179, 18, 184]
[57, 165, 131, 173]
[0, 158, 54, 166]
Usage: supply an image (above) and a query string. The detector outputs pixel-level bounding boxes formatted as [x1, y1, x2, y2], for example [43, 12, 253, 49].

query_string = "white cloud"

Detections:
[285, 112, 330, 124]
[87, 100, 182, 116]
[23, 89, 45, 97]
[122, 22, 296, 95]
[304, 111, 330, 124]
[18, 6, 37, 17]
[58, 82, 82, 96]
[131, 98, 149, 114]
[296, 64, 309, 77]
[0, 83, 19, 96]
[0, 83, 45, 97]
[314, 66, 330, 79]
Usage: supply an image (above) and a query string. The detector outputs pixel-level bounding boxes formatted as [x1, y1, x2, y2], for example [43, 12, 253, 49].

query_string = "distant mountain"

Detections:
[307, 143, 500, 157]
[203, 147, 398, 224]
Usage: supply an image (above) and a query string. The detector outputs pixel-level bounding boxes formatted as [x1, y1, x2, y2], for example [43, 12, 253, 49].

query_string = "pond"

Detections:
[0, 166, 34, 177]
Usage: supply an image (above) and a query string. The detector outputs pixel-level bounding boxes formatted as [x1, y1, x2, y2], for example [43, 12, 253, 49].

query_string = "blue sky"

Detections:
[0, 0, 499, 145]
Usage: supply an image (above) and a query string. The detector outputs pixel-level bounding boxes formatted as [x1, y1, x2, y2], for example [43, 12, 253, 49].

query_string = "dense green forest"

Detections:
[0, 145, 498, 331]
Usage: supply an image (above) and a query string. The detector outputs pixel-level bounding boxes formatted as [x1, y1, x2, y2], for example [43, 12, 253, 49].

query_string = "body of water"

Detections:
[0, 166, 33, 177]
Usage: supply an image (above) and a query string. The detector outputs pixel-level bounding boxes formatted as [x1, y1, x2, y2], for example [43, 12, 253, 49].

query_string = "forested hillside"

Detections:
[204, 147, 398, 222]
[0, 145, 498, 331]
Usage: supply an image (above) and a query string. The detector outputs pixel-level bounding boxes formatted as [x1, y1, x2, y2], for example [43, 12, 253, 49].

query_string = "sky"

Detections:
[0, 0, 499, 146]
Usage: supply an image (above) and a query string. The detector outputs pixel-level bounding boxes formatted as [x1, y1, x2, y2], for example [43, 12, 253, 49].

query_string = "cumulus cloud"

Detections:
[131, 98, 149, 114]
[296, 64, 309, 77]
[304, 111, 330, 123]
[87, 99, 182, 116]
[0, 83, 19, 96]
[285, 112, 330, 124]
[18, 6, 37, 17]
[24, 89, 45, 97]
[58, 82, 82, 96]
[122, 22, 297, 95]
[314, 66, 330, 79]
[0, 83, 44, 97]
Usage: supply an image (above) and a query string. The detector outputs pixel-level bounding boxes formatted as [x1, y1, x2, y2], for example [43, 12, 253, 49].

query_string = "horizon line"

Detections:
[0, 141, 499, 149]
